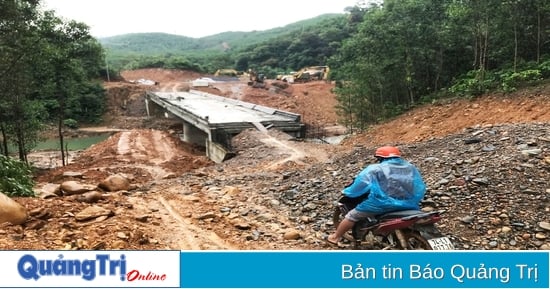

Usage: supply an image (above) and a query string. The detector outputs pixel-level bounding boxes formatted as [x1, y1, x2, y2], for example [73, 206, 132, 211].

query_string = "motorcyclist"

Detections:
[326, 146, 427, 246]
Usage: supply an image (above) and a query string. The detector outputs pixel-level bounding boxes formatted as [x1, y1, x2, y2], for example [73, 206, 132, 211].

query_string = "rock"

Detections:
[62, 171, 84, 178]
[222, 186, 240, 195]
[28, 208, 50, 220]
[460, 216, 475, 224]
[25, 220, 46, 230]
[196, 212, 216, 220]
[91, 241, 106, 250]
[39, 183, 62, 196]
[538, 221, 550, 231]
[98, 174, 130, 192]
[520, 148, 542, 156]
[182, 195, 200, 202]
[60, 181, 94, 195]
[0, 192, 28, 225]
[283, 230, 301, 240]
[256, 213, 274, 222]
[233, 222, 251, 230]
[300, 216, 313, 223]
[39, 191, 58, 199]
[135, 215, 149, 222]
[464, 138, 482, 144]
[500, 226, 512, 234]
[472, 178, 489, 185]
[74, 205, 113, 221]
[111, 240, 126, 249]
[76, 191, 104, 203]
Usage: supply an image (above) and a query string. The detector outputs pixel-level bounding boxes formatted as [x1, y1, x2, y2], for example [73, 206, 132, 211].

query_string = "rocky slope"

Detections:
[213, 123, 550, 250]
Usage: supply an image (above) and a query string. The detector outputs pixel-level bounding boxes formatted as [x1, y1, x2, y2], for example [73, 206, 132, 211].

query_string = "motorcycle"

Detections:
[333, 194, 455, 250]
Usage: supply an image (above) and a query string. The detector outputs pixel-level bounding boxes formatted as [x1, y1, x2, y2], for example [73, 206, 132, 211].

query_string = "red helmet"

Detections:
[374, 146, 401, 158]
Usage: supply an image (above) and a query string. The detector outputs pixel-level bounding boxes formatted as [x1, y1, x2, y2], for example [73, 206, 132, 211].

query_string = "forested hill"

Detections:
[99, 14, 344, 56]
[98, 1, 550, 133]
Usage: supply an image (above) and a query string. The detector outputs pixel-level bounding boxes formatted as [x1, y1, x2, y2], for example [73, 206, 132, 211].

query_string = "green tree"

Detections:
[37, 13, 104, 165]
[0, 0, 45, 161]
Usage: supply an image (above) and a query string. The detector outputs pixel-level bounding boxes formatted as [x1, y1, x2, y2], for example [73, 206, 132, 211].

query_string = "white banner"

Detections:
[0, 250, 180, 288]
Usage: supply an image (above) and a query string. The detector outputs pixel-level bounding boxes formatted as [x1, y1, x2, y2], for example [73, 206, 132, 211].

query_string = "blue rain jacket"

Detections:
[342, 157, 426, 214]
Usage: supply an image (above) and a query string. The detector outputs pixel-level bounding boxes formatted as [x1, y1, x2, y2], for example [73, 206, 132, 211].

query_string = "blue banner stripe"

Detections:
[179, 251, 549, 289]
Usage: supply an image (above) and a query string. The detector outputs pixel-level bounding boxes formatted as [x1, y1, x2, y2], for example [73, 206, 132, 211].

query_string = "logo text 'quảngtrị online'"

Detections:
[17, 253, 167, 282]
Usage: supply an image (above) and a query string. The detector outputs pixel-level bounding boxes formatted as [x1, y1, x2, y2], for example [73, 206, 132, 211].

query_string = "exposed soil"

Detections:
[348, 91, 550, 147]
[2, 68, 549, 250]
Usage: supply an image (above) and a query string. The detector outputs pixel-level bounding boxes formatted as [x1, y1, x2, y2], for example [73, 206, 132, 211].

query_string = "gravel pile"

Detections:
[211, 123, 550, 250]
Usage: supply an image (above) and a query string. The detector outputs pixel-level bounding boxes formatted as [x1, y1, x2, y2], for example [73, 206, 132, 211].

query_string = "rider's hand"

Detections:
[344, 178, 354, 188]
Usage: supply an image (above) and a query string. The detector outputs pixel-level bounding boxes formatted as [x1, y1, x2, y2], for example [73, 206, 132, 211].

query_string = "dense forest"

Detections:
[333, 0, 550, 128]
[100, 13, 348, 76]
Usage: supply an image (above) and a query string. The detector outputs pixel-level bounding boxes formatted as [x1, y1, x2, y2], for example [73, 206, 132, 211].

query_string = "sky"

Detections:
[41, 0, 359, 38]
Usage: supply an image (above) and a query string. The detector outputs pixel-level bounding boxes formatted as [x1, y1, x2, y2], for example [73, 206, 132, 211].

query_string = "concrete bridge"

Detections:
[145, 90, 305, 163]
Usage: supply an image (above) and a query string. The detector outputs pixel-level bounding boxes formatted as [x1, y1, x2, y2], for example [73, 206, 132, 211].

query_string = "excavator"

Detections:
[293, 66, 329, 82]
[280, 66, 330, 83]
[247, 68, 266, 88]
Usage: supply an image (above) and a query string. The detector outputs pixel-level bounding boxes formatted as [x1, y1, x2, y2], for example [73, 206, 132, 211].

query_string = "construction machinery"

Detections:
[295, 66, 330, 82]
[214, 69, 239, 77]
[247, 69, 266, 88]
[281, 66, 330, 83]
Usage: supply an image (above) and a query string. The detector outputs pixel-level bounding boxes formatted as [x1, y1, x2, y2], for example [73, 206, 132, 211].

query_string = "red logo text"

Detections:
[126, 270, 167, 281]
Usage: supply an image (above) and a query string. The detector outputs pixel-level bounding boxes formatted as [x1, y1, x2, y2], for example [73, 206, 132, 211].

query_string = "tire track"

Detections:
[157, 196, 235, 250]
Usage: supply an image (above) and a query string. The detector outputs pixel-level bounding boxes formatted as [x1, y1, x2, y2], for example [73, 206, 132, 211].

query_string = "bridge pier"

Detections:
[182, 121, 207, 145]
[206, 139, 235, 163]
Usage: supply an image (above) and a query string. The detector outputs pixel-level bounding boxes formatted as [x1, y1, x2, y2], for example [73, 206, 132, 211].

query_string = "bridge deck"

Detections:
[146, 90, 305, 163]
[152, 90, 299, 124]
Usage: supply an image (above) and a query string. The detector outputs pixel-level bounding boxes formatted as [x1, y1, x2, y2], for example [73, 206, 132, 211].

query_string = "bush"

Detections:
[63, 118, 79, 129]
[0, 155, 35, 197]
[449, 69, 500, 97]
[499, 69, 542, 92]
[538, 60, 550, 78]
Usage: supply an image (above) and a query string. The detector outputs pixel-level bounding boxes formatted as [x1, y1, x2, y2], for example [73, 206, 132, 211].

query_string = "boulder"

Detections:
[0, 192, 28, 225]
[60, 181, 94, 195]
[98, 174, 130, 192]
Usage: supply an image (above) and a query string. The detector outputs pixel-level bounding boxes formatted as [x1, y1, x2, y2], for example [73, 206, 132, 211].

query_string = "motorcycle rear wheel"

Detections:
[397, 230, 432, 250]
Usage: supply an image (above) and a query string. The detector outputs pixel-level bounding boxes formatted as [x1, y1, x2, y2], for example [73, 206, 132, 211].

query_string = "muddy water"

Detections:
[28, 133, 113, 169]
[33, 133, 112, 151]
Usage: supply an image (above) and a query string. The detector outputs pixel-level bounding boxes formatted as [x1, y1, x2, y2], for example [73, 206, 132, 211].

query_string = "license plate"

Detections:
[428, 237, 455, 250]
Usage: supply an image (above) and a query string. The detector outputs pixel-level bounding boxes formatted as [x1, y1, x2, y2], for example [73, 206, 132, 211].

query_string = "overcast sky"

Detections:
[41, 0, 359, 38]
